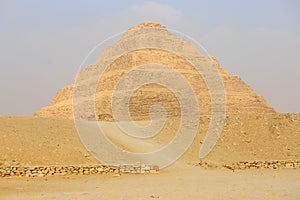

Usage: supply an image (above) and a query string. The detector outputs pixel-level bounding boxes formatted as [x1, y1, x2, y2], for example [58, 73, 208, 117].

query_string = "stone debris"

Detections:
[0, 164, 159, 178]
[224, 160, 300, 170]
[195, 160, 219, 169]
[196, 160, 300, 170]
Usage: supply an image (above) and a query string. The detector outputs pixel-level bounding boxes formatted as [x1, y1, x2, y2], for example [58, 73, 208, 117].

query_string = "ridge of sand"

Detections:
[1, 114, 299, 167]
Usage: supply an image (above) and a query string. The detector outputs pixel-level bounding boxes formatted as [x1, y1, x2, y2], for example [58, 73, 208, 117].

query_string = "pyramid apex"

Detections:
[128, 22, 166, 31]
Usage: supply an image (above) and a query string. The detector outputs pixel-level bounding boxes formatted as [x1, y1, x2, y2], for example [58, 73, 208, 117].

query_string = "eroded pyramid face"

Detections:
[35, 22, 275, 120]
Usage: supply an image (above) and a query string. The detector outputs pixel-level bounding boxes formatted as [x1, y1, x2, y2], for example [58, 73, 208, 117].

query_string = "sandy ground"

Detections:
[1, 164, 300, 200]
[1, 115, 299, 166]
[0, 115, 299, 199]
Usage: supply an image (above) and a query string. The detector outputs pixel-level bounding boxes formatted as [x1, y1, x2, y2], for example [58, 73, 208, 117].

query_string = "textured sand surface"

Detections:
[0, 164, 300, 200]
[0, 114, 299, 167]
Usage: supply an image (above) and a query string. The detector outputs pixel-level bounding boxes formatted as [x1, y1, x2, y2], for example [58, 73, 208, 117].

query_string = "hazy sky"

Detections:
[1, 0, 299, 115]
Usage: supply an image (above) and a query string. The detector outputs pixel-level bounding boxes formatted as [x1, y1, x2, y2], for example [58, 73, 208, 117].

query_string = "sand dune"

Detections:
[1, 114, 299, 167]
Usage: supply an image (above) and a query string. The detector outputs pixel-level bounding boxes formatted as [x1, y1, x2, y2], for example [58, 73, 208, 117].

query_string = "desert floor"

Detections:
[0, 115, 299, 199]
[1, 164, 300, 200]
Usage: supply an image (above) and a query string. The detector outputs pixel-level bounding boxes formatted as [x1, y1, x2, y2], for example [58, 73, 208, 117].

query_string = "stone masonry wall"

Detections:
[0, 164, 159, 178]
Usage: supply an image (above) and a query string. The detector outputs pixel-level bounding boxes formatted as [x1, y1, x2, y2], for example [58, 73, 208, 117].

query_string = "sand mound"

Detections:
[0, 116, 98, 166]
[0, 114, 299, 167]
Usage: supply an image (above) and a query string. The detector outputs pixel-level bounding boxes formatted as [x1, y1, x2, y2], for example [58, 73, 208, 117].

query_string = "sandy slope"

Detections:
[0, 116, 99, 166]
[0, 114, 299, 167]
[0, 115, 300, 199]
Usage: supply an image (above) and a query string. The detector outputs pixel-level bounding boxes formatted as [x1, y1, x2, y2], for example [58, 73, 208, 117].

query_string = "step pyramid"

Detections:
[35, 22, 275, 120]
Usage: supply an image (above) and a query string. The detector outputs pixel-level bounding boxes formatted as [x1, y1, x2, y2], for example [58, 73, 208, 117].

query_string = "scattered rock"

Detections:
[225, 160, 300, 170]
[150, 194, 160, 198]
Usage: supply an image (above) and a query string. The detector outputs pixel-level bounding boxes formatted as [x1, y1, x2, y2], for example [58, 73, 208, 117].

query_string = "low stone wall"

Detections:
[0, 164, 159, 177]
[196, 160, 300, 170]
[224, 160, 300, 171]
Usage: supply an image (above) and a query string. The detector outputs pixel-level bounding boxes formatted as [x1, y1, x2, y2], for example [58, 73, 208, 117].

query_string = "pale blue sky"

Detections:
[0, 0, 299, 115]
